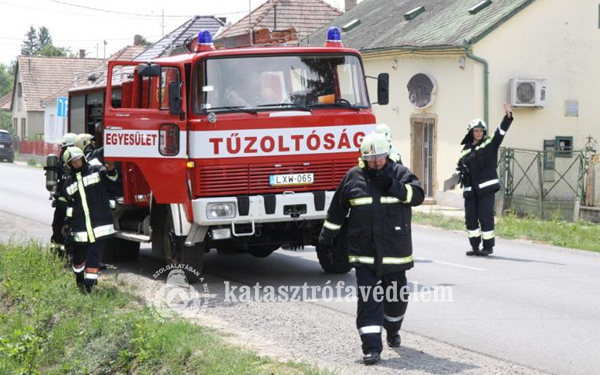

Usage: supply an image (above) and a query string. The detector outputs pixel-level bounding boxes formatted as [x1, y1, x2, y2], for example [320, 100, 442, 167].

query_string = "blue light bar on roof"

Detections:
[198, 30, 213, 44]
[327, 27, 341, 42]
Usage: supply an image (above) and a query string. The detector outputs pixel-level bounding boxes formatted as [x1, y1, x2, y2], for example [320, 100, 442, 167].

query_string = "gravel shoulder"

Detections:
[0, 210, 550, 375]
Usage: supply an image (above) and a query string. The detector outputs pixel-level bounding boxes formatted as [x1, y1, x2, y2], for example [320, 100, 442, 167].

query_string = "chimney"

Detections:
[79, 49, 86, 59]
[134, 35, 142, 46]
[345, 0, 357, 12]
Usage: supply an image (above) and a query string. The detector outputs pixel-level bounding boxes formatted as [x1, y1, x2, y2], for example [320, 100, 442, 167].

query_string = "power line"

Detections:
[43, 0, 250, 18]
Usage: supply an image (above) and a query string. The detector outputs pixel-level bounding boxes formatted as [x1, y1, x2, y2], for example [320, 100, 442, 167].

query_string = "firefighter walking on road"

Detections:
[319, 132, 424, 365]
[457, 103, 514, 256]
[62, 146, 117, 293]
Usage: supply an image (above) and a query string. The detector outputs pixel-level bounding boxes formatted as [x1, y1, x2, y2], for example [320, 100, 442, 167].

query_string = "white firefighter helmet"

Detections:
[360, 132, 390, 161]
[467, 118, 487, 133]
[376, 123, 392, 143]
[62, 146, 85, 164]
[75, 133, 93, 152]
[60, 133, 77, 148]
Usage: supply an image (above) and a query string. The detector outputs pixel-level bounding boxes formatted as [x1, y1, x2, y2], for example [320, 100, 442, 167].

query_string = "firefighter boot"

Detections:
[387, 332, 401, 348]
[362, 352, 380, 365]
[466, 246, 480, 256]
[479, 247, 494, 256]
[75, 272, 84, 291]
[83, 279, 97, 295]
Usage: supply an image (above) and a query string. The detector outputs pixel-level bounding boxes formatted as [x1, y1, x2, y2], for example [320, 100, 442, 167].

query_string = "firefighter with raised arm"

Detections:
[46, 133, 77, 256]
[319, 132, 424, 365]
[457, 103, 514, 256]
[376, 123, 402, 164]
[62, 146, 118, 293]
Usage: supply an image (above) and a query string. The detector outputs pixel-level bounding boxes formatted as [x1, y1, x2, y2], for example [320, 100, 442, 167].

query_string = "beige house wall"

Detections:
[362, 0, 600, 205]
[476, 0, 600, 152]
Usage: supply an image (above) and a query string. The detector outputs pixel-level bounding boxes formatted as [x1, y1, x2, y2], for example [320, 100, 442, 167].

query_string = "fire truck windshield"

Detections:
[193, 54, 369, 114]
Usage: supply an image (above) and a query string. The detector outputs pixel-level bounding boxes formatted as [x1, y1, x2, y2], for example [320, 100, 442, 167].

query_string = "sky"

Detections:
[0, 0, 358, 66]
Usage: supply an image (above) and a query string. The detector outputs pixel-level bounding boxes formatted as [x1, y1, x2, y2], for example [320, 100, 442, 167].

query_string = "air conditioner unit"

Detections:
[509, 79, 548, 107]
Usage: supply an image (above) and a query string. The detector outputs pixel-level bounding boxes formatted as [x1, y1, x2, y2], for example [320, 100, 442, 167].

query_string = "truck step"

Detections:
[115, 231, 151, 243]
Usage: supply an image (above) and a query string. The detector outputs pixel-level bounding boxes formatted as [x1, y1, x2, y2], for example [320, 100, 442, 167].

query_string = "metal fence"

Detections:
[18, 140, 61, 157]
[497, 148, 586, 221]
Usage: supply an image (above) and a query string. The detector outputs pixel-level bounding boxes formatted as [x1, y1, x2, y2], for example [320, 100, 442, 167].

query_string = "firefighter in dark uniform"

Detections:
[75, 133, 104, 166]
[319, 132, 424, 365]
[48, 133, 77, 255]
[458, 103, 514, 256]
[63, 146, 117, 293]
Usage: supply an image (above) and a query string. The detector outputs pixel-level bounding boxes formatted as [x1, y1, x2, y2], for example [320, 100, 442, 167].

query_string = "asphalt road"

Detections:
[2, 161, 599, 375]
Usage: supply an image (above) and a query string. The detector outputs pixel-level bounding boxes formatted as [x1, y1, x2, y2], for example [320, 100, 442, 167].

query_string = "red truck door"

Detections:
[104, 61, 189, 204]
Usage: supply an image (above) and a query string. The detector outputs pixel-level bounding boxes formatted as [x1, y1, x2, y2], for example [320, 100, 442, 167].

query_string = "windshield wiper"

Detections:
[256, 103, 312, 112]
[311, 102, 362, 111]
[208, 106, 258, 114]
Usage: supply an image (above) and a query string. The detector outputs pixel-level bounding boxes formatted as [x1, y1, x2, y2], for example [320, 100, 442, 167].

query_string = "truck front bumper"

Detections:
[191, 191, 335, 226]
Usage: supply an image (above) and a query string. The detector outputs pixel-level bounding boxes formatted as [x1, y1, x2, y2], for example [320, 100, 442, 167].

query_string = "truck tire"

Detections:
[151, 203, 205, 283]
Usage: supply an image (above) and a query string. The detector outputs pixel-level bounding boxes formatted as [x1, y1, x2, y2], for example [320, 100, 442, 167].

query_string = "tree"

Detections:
[134, 34, 152, 46]
[0, 63, 14, 97]
[38, 45, 73, 58]
[21, 25, 39, 56]
[38, 26, 52, 49]
[0, 111, 14, 136]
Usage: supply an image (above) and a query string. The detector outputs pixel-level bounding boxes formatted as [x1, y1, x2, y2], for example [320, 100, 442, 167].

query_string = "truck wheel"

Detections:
[315, 228, 351, 274]
[171, 242, 206, 284]
[150, 203, 169, 260]
[152, 203, 205, 283]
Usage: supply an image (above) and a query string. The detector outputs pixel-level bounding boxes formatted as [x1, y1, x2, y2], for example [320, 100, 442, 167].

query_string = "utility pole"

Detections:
[95, 43, 99, 58]
[162, 9, 165, 37]
[103, 40, 107, 60]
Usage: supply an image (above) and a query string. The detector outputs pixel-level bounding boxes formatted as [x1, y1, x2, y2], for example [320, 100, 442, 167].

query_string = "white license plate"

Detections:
[0, 144, 4, 148]
[269, 173, 314, 186]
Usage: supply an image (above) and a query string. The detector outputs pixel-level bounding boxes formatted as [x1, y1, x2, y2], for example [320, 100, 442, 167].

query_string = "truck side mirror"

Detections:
[137, 63, 161, 77]
[377, 73, 389, 105]
[168, 81, 182, 116]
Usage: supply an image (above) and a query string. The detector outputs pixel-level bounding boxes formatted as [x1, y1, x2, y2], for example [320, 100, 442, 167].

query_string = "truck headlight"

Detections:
[206, 202, 236, 219]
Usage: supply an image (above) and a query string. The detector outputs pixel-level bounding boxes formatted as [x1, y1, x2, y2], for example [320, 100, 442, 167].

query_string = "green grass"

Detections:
[0, 242, 332, 375]
[26, 158, 37, 166]
[413, 211, 600, 252]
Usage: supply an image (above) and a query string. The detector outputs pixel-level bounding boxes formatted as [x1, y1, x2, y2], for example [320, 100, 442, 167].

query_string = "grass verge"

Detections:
[413, 211, 600, 253]
[0, 242, 331, 375]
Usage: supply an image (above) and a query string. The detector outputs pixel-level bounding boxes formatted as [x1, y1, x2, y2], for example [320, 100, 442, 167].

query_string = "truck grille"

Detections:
[196, 160, 356, 197]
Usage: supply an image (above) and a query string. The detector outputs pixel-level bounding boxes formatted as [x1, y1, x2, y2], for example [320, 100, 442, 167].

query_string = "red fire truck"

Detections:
[69, 29, 388, 281]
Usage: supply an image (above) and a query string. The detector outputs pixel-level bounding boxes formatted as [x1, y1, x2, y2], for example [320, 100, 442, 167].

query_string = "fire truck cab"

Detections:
[70, 29, 389, 281]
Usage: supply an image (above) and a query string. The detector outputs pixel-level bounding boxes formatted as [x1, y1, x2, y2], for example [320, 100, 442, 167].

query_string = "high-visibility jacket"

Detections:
[459, 115, 514, 198]
[64, 162, 118, 243]
[322, 161, 425, 275]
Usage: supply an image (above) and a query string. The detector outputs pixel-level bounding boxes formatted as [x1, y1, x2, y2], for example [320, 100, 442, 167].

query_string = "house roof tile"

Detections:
[134, 16, 226, 61]
[216, 0, 342, 42]
[16, 55, 104, 111]
[305, 0, 536, 51]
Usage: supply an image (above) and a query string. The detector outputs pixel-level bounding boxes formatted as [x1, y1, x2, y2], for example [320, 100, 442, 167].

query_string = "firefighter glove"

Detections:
[318, 228, 334, 248]
[375, 172, 393, 192]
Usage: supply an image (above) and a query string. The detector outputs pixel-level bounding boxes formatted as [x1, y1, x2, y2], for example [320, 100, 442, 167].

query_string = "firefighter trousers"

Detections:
[72, 239, 107, 288]
[355, 266, 409, 354]
[51, 201, 67, 245]
[464, 193, 495, 249]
